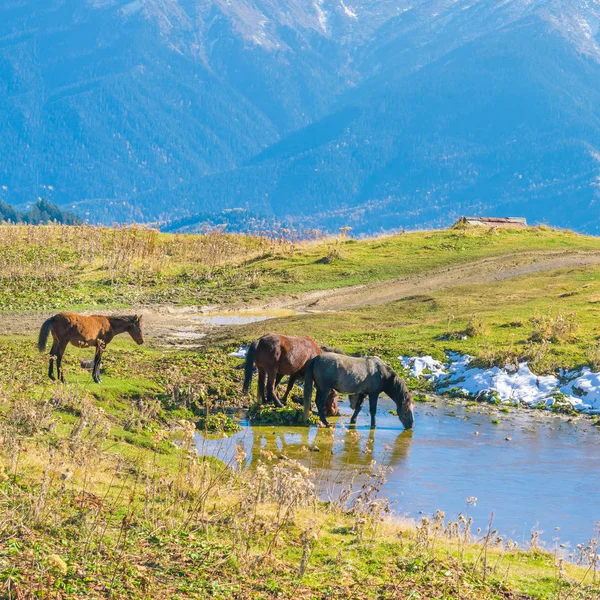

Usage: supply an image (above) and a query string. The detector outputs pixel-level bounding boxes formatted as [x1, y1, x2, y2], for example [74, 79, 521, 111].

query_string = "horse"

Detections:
[303, 353, 414, 429]
[242, 333, 340, 415]
[38, 312, 145, 383]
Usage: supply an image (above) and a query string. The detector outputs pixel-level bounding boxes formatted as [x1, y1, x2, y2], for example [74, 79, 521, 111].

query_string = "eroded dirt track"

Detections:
[284, 250, 600, 311]
[3, 250, 600, 344]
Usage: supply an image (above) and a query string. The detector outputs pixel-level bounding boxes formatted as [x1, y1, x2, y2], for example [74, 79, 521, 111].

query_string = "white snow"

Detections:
[314, 0, 328, 32]
[400, 352, 600, 414]
[401, 355, 445, 379]
[340, 1, 358, 19]
[121, 0, 142, 17]
[561, 369, 600, 412]
[229, 346, 248, 359]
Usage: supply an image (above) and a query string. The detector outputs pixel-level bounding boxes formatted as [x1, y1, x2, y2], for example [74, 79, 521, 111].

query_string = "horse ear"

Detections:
[137, 314, 143, 323]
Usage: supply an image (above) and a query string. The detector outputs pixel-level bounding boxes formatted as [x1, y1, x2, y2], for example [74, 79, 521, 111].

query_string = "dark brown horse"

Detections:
[38, 312, 144, 383]
[242, 333, 339, 416]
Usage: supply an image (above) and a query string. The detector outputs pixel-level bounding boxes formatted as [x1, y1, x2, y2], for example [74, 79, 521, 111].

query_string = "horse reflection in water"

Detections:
[246, 422, 413, 478]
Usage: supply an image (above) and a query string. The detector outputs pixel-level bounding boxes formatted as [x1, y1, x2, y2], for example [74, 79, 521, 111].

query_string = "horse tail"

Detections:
[242, 340, 258, 394]
[37, 317, 55, 352]
[303, 357, 316, 423]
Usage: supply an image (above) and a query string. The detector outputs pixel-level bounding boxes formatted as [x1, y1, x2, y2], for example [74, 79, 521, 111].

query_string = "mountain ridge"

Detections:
[3, 0, 600, 232]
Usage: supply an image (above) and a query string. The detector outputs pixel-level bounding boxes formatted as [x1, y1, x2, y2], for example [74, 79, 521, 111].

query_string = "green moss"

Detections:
[248, 401, 318, 425]
[196, 412, 241, 433]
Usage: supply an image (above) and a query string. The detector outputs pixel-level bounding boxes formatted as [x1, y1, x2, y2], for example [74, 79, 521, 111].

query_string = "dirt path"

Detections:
[282, 250, 600, 311]
[3, 250, 600, 344]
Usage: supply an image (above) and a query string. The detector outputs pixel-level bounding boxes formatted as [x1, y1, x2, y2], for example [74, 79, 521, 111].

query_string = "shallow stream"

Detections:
[196, 398, 600, 549]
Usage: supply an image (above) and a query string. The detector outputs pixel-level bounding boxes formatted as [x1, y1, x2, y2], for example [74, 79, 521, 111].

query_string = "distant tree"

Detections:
[23, 198, 82, 225]
[0, 201, 20, 223]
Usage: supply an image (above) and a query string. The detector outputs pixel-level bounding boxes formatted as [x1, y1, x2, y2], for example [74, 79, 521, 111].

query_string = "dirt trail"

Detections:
[283, 250, 600, 312]
[3, 250, 600, 344]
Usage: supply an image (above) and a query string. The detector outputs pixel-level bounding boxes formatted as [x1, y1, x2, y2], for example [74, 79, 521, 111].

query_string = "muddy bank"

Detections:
[0, 307, 298, 347]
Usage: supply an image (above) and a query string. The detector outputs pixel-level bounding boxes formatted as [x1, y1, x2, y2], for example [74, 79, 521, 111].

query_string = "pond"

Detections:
[196, 398, 600, 550]
[193, 309, 297, 326]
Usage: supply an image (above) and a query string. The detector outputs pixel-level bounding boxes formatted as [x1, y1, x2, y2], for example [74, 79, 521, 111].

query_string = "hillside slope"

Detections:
[0, 0, 393, 220]
[176, 9, 600, 234]
[3, 0, 600, 231]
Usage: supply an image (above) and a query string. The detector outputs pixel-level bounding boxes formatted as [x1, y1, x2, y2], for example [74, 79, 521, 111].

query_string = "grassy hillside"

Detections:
[2, 224, 600, 598]
[226, 262, 600, 375]
[2, 223, 600, 311]
[1, 346, 598, 599]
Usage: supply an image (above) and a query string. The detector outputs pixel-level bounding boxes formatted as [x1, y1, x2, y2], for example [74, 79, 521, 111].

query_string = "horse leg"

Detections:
[369, 394, 379, 429]
[92, 341, 105, 384]
[56, 341, 68, 383]
[316, 388, 330, 427]
[48, 341, 58, 381]
[266, 370, 283, 408]
[275, 373, 284, 388]
[349, 394, 366, 425]
[280, 375, 297, 404]
[257, 368, 266, 404]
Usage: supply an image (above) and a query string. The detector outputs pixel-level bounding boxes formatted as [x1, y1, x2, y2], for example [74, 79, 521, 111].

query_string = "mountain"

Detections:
[3, 1, 600, 233]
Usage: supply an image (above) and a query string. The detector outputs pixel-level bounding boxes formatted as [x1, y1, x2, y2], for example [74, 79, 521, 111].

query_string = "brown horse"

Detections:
[242, 333, 340, 416]
[38, 312, 144, 383]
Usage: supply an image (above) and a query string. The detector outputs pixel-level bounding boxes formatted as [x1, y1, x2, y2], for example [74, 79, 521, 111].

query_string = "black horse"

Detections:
[303, 353, 414, 429]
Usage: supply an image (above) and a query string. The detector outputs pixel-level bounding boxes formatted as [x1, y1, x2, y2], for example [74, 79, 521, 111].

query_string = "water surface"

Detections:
[194, 309, 296, 326]
[196, 399, 600, 548]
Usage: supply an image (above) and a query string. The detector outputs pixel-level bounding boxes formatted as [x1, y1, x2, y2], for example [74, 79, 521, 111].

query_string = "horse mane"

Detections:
[387, 372, 413, 410]
[112, 315, 138, 323]
[320, 345, 349, 356]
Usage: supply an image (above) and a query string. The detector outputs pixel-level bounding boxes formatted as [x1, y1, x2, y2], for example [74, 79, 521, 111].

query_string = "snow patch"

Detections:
[561, 369, 600, 412]
[340, 1, 358, 19]
[400, 353, 600, 414]
[314, 0, 327, 32]
[121, 0, 142, 17]
[401, 355, 444, 379]
[229, 346, 248, 359]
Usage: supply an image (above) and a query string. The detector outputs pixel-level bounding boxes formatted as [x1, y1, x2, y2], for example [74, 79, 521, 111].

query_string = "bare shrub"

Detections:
[465, 314, 488, 338]
[587, 343, 600, 372]
[7, 395, 56, 436]
[530, 312, 579, 343]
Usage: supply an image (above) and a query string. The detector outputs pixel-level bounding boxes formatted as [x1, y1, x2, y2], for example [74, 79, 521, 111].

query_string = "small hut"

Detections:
[454, 216, 527, 229]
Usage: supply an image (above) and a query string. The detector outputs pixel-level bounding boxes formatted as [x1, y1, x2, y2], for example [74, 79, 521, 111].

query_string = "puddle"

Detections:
[194, 309, 296, 326]
[150, 308, 297, 346]
[196, 399, 600, 549]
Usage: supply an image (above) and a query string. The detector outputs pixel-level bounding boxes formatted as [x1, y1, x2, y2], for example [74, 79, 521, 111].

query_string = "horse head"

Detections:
[391, 375, 414, 429]
[128, 315, 145, 345]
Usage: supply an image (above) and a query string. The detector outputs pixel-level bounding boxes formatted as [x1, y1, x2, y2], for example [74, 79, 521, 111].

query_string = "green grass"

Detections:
[3, 224, 600, 598]
[8, 223, 600, 372]
[216, 262, 600, 373]
[2, 223, 600, 311]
